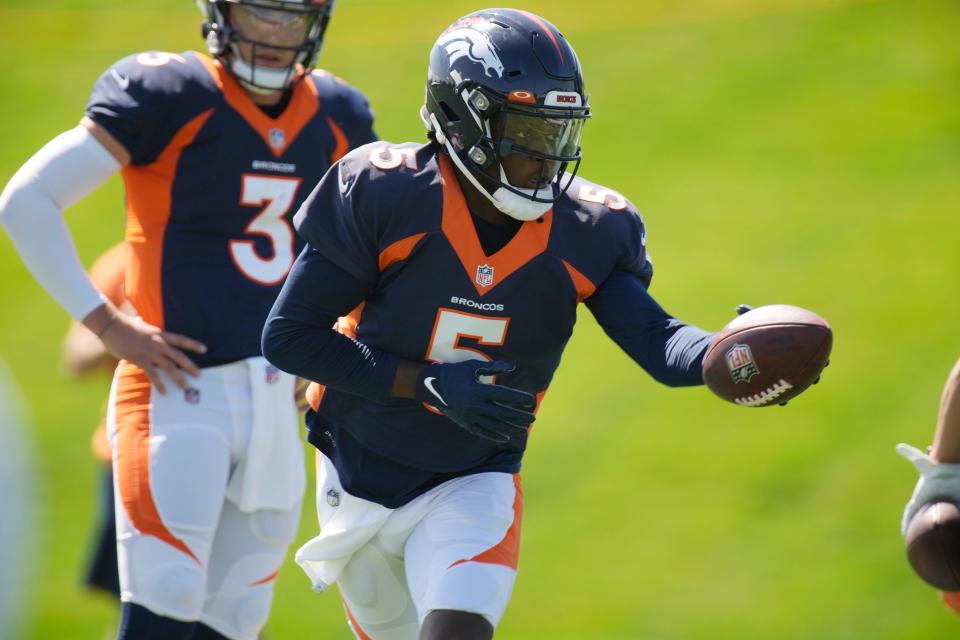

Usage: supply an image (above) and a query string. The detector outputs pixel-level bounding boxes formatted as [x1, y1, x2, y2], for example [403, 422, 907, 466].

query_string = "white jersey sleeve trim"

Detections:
[0, 126, 122, 321]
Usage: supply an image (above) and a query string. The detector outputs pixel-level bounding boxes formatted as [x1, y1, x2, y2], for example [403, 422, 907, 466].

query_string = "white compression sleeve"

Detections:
[0, 126, 122, 321]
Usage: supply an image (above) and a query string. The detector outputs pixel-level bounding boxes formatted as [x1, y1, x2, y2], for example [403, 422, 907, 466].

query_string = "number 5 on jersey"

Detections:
[231, 174, 302, 285]
[426, 308, 510, 382]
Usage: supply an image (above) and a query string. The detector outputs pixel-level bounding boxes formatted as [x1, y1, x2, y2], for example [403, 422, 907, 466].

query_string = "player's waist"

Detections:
[309, 391, 527, 473]
[306, 419, 520, 509]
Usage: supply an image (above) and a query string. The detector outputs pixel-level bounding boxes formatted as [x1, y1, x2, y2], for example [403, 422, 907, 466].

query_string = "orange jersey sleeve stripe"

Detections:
[561, 259, 596, 302]
[113, 361, 200, 564]
[448, 474, 523, 571]
[378, 233, 426, 272]
[122, 108, 215, 327]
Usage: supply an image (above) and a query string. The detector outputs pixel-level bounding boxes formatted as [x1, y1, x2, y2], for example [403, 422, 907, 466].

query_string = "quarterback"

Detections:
[264, 8, 719, 639]
[0, 1, 376, 638]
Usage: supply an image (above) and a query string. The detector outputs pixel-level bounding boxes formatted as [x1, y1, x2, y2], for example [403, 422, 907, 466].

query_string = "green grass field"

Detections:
[1, 0, 959, 637]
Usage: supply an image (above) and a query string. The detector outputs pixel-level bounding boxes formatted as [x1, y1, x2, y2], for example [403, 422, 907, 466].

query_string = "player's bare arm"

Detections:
[930, 358, 960, 463]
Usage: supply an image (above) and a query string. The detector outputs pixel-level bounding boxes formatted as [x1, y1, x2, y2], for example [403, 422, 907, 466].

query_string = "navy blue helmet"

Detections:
[422, 9, 591, 220]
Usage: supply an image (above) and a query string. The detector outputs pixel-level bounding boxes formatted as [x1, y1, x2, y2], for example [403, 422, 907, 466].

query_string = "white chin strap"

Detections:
[229, 54, 294, 92]
[427, 112, 552, 222]
[488, 186, 552, 221]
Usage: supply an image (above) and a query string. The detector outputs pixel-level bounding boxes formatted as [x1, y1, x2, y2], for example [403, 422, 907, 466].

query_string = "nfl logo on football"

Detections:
[475, 263, 495, 288]
[268, 127, 285, 150]
[725, 343, 760, 384]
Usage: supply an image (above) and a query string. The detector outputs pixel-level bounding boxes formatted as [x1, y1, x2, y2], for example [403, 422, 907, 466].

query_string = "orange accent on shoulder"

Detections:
[438, 154, 552, 297]
[249, 567, 280, 587]
[561, 260, 596, 302]
[378, 233, 426, 272]
[326, 116, 349, 164]
[342, 598, 374, 640]
[197, 55, 319, 158]
[113, 361, 200, 564]
[122, 108, 214, 327]
[449, 474, 523, 571]
[89, 243, 128, 307]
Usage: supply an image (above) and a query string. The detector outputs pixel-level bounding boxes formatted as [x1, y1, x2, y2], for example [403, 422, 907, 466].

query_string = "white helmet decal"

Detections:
[437, 27, 504, 79]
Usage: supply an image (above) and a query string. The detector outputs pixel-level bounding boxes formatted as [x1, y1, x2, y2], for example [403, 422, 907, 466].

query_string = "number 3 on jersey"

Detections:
[231, 174, 302, 285]
[426, 309, 510, 381]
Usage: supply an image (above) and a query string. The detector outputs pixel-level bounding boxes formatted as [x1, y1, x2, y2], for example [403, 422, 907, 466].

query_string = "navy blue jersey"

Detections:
[292, 142, 656, 483]
[85, 51, 376, 366]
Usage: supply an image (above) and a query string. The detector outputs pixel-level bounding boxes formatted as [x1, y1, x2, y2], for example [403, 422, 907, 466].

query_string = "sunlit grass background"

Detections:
[1, 0, 958, 637]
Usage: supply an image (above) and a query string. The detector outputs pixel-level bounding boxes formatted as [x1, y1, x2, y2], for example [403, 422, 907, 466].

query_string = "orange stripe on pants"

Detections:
[449, 474, 523, 570]
[114, 361, 199, 563]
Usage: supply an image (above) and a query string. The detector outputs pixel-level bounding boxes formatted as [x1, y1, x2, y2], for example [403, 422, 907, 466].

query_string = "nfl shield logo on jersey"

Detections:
[725, 343, 760, 383]
[268, 127, 285, 150]
[184, 386, 201, 404]
[475, 264, 495, 288]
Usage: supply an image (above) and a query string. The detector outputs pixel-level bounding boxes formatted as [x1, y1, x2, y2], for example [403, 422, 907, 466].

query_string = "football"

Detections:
[702, 305, 832, 407]
[905, 501, 960, 591]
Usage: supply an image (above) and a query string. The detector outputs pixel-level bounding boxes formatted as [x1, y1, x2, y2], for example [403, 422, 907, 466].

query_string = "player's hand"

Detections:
[896, 443, 960, 536]
[415, 360, 536, 444]
[99, 312, 206, 394]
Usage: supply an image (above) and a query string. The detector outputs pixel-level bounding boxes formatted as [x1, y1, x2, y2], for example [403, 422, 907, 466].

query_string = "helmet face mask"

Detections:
[422, 10, 590, 220]
[199, 0, 334, 92]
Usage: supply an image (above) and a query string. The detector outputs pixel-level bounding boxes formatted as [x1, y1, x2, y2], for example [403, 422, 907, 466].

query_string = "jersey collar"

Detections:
[438, 153, 553, 297]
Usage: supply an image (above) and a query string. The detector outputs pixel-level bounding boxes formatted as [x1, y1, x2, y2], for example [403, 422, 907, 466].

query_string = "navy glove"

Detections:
[415, 360, 536, 444]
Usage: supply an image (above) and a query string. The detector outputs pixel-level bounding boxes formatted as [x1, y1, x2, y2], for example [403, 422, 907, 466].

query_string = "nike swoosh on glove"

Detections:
[415, 360, 536, 445]
[896, 442, 960, 536]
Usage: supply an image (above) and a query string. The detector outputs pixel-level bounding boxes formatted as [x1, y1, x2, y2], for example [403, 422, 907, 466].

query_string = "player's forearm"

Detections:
[263, 316, 400, 402]
[0, 126, 119, 320]
[262, 247, 402, 401]
[930, 358, 960, 463]
[587, 270, 714, 387]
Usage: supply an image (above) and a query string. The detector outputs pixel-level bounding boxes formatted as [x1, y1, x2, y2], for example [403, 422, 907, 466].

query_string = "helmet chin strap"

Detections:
[228, 48, 295, 92]
[489, 186, 552, 221]
[428, 112, 552, 222]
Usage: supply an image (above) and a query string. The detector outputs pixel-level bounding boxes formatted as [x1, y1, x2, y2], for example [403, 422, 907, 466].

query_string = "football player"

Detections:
[262, 9, 719, 639]
[898, 356, 960, 614]
[0, 1, 377, 638]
